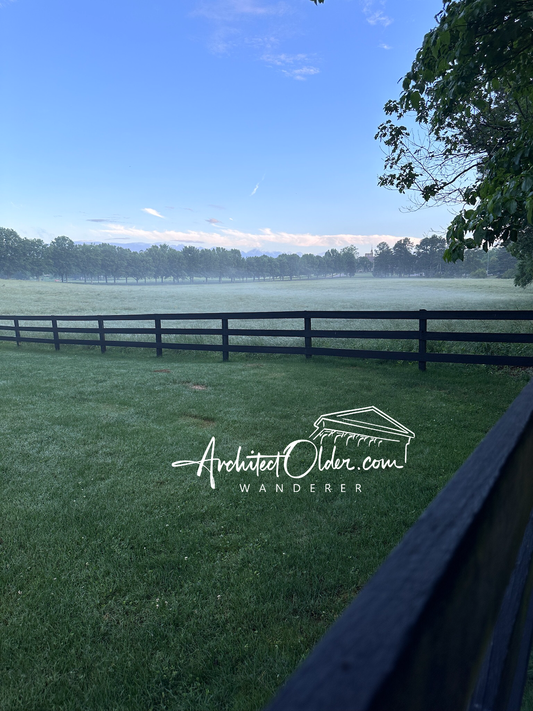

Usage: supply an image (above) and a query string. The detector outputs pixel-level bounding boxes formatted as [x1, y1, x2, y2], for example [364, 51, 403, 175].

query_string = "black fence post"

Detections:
[419, 309, 427, 371]
[14, 318, 21, 347]
[222, 318, 229, 361]
[155, 318, 163, 357]
[51, 318, 60, 351]
[305, 316, 312, 359]
[98, 318, 106, 354]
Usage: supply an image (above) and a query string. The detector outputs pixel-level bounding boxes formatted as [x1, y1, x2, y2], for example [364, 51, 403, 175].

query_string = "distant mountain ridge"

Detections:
[73, 241, 300, 258]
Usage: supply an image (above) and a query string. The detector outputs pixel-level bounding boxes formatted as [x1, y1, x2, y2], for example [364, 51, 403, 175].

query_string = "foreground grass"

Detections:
[0, 346, 529, 710]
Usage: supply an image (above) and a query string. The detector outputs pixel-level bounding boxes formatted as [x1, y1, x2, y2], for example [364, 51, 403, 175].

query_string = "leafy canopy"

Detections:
[311, 0, 533, 262]
[374, 0, 533, 261]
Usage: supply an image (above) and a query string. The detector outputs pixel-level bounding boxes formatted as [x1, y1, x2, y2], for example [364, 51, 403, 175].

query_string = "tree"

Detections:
[374, 0, 533, 265]
[373, 242, 394, 277]
[49, 236, 78, 282]
[340, 245, 359, 276]
[416, 235, 446, 276]
[392, 238, 415, 276]
[356, 256, 373, 273]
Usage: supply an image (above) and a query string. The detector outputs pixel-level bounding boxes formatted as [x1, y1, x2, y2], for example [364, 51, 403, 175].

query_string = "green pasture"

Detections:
[1, 274, 532, 314]
[1, 276, 533, 362]
[0, 278, 532, 710]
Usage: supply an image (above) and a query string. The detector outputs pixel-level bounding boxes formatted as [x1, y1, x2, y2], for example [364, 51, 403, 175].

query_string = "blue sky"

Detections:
[0, 0, 451, 255]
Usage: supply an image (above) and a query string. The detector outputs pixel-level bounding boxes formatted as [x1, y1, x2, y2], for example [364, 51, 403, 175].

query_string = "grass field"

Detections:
[1, 278, 532, 710]
[1, 276, 533, 362]
[1, 274, 532, 314]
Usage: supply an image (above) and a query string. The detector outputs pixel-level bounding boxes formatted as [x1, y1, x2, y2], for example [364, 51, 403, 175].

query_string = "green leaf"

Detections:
[410, 91, 421, 110]
[522, 176, 533, 193]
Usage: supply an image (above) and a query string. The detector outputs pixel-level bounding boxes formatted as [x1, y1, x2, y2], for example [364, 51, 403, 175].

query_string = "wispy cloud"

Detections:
[250, 173, 265, 196]
[193, 0, 287, 22]
[263, 53, 319, 80]
[262, 53, 308, 66]
[206, 218, 223, 224]
[209, 204, 225, 210]
[192, 0, 288, 54]
[87, 218, 110, 223]
[379, 43, 392, 50]
[95, 223, 412, 254]
[362, 1, 392, 27]
[283, 66, 319, 80]
[142, 208, 165, 218]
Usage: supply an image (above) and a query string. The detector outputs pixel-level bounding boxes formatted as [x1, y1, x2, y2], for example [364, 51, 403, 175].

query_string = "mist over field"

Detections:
[1, 276, 531, 316]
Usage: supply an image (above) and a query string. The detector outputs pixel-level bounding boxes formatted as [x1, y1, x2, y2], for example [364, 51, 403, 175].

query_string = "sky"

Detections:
[0, 0, 453, 255]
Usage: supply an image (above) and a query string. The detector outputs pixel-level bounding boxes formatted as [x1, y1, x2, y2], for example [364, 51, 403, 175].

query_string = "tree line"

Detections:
[0, 228, 517, 284]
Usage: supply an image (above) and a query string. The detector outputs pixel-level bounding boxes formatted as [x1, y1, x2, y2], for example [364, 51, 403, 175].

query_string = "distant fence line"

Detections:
[1, 310, 533, 370]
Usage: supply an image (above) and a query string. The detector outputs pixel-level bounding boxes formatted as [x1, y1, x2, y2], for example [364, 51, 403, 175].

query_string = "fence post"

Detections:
[51, 318, 60, 351]
[98, 318, 106, 354]
[305, 316, 312, 359]
[155, 318, 163, 357]
[419, 309, 427, 371]
[222, 318, 229, 361]
[14, 318, 21, 347]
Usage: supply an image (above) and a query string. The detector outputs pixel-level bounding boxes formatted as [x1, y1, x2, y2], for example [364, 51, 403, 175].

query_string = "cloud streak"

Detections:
[142, 208, 165, 218]
[250, 173, 265, 196]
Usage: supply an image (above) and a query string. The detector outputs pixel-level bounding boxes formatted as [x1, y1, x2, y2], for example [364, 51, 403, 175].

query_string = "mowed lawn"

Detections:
[0, 278, 532, 710]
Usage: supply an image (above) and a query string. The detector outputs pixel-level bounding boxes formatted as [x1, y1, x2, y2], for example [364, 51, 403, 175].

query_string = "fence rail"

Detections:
[1, 310, 533, 369]
[265, 378, 533, 711]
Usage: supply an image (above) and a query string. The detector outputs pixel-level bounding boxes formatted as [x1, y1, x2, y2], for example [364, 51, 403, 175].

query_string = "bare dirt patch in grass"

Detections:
[180, 381, 208, 390]
[180, 414, 215, 427]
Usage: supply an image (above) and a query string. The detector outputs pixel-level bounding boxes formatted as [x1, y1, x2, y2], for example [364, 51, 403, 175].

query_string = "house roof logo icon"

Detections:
[311, 407, 415, 463]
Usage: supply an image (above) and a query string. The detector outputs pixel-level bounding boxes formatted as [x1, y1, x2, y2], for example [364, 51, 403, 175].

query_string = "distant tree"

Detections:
[323, 248, 343, 276]
[373, 242, 394, 277]
[300, 253, 319, 279]
[49, 236, 78, 282]
[340, 245, 359, 276]
[415, 235, 446, 276]
[356, 256, 373, 273]
[181, 246, 201, 283]
[145, 244, 173, 283]
[284, 253, 301, 280]
[131, 251, 153, 284]
[489, 245, 518, 278]
[25, 238, 48, 279]
[0, 228, 27, 277]
[168, 248, 185, 283]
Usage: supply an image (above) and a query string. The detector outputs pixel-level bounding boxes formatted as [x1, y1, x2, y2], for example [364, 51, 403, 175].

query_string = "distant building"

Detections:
[364, 249, 374, 263]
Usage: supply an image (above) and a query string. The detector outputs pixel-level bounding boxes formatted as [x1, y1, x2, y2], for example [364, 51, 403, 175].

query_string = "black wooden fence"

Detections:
[265, 377, 533, 711]
[1, 310, 533, 370]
